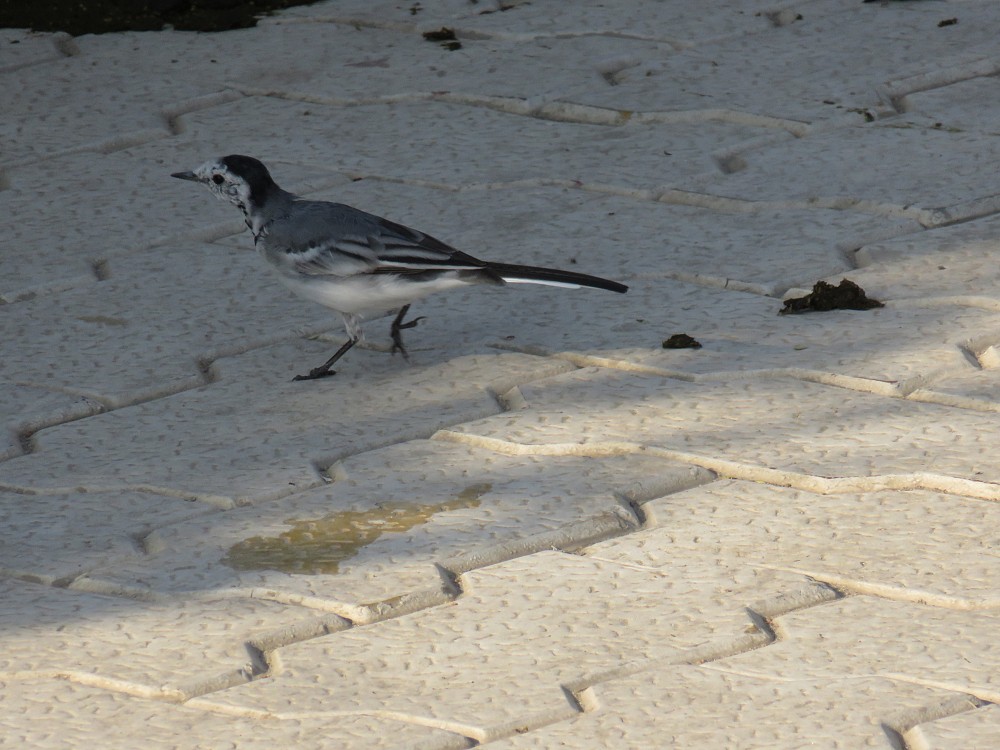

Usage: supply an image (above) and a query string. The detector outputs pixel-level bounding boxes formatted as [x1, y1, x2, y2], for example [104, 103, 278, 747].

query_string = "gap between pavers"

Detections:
[188, 549, 827, 743]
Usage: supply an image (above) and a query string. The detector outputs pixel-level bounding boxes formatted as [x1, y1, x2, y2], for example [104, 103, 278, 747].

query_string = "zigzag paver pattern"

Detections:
[3, 1, 1000, 746]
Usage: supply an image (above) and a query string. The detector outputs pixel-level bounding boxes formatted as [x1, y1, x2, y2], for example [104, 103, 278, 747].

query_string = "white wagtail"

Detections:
[172, 155, 628, 380]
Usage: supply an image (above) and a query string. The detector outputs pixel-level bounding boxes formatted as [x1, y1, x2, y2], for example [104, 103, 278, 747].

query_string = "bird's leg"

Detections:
[389, 304, 427, 362]
[292, 337, 358, 381]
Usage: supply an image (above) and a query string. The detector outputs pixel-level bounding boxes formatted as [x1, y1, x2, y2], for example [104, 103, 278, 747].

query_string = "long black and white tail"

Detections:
[486, 262, 628, 294]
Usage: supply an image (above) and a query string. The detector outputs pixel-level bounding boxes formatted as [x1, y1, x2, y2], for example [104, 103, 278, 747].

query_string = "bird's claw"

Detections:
[292, 368, 337, 381]
[389, 309, 427, 361]
[395, 315, 427, 332]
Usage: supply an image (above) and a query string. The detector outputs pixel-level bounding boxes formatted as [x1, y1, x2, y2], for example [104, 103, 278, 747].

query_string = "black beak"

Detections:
[171, 170, 199, 181]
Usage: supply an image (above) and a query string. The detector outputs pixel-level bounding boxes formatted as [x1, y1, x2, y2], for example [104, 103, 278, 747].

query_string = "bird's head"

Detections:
[171, 154, 277, 213]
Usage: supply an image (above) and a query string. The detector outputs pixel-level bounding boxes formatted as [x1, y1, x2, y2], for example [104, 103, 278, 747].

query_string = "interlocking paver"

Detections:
[0, 579, 341, 698]
[1, 151, 241, 298]
[901, 75, 1000, 134]
[277, 0, 780, 43]
[914, 369, 1000, 409]
[847, 212, 1000, 300]
[70, 442, 704, 609]
[5, 0, 1000, 747]
[196, 551, 814, 741]
[0, 488, 216, 584]
[0, 680, 468, 750]
[492, 669, 958, 750]
[0, 345, 573, 500]
[587, 479, 1000, 607]
[2, 241, 332, 405]
[446, 369, 1000, 483]
[0, 385, 101, 461]
[697, 116, 1000, 215]
[909, 704, 1000, 750]
[439, 1, 1000, 121]
[0, 29, 67, 73]
[241, 24, 683, 108]
[713, 596, 1000, 699]
[174, 96, 749, 189]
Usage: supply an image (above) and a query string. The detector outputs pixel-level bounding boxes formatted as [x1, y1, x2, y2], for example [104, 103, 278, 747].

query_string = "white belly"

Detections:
[276, 271, 471, 318]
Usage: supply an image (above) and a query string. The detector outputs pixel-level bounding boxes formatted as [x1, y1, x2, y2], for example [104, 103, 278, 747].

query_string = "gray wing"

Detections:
[264, 200, 487, 278]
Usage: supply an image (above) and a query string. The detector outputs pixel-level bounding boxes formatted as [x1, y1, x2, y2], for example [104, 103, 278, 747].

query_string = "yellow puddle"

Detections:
[222, 483, 492, 575]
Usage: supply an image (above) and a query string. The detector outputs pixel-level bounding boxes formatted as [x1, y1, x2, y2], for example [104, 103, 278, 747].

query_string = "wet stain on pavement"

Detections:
[223, 483, 492, 575]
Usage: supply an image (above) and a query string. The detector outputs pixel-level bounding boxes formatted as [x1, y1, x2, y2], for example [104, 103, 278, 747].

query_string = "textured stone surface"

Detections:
[176, 96, 749, 189]
[588, 480, 1000, 607]
[0, 579, 333, 697]
[716, 596, 1000, 699]
[447, 368, 1000, 482]
[73, 441, 704, 607]
[847, 213, 1000, 300]
[0, 680, 467, 750]
[5, 0, 1000, 746]
[698, 116, 1000, 212]
[199, 552, 812, 740]
[0, 348, 572, 500]
[0, 488, 216, 584]
[1, 242, 334, 405]
[902, 75, 1000, 134]
[493, 669, 957, 750]
[909, 704, 1000, 750]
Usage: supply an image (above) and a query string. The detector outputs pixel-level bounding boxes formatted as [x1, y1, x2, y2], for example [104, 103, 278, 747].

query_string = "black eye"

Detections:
[212, 174, 225, 185]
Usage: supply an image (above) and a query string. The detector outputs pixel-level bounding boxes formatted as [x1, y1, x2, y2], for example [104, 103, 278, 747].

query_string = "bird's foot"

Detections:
[389, 306, 427, 361]
[292, 367, 337, 381]
[291, 337, 358, 381]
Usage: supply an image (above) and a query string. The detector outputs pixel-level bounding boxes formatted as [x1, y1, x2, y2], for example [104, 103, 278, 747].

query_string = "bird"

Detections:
[172, 155, 628, 381]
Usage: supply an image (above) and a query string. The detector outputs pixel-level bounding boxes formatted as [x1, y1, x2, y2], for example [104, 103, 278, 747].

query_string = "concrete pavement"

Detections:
[2, 0, 1000, 747]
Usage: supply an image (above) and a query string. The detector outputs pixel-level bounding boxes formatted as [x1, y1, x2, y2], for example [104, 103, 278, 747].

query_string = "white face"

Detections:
[191, 160, 253, 209]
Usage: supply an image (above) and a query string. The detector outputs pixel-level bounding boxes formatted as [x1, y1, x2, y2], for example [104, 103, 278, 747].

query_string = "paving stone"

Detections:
[446, 368, 1000, 483]
[276, 0, 779, 42]
[1, 151, 242, 298]
[0, 384, 101, 462]
[699, 116, 1000, 213]
[0, 489, 216, 585]
[902, 75, 1000, 134]
[492, 668, 955, 749]
[846, 213, 1000, 300]
[72, 441, 703, 607]
[198, 551, 810, 739]
[0, 26, 282, 163]
[909, 704, 1000, 750]
[0, 579, 333, 698]
[914, 370, 1000, 408]
[420, 1, 1000, 121]
[547, 286, 992, 386]
[176, 96, 749, 189]
[0, 346, 573, 500]
[6, 1, 1000, 746]
[587, 479, 1000, 608]
[241, 22, 682, 108]
[0, 29, 66, 73]
[1, 241, 333, 406]
[0, 679, 467, 750]
[714, 596, 1000, 700]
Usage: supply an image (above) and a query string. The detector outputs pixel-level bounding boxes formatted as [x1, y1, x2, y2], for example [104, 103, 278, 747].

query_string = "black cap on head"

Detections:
[220, 155, 278, 206]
